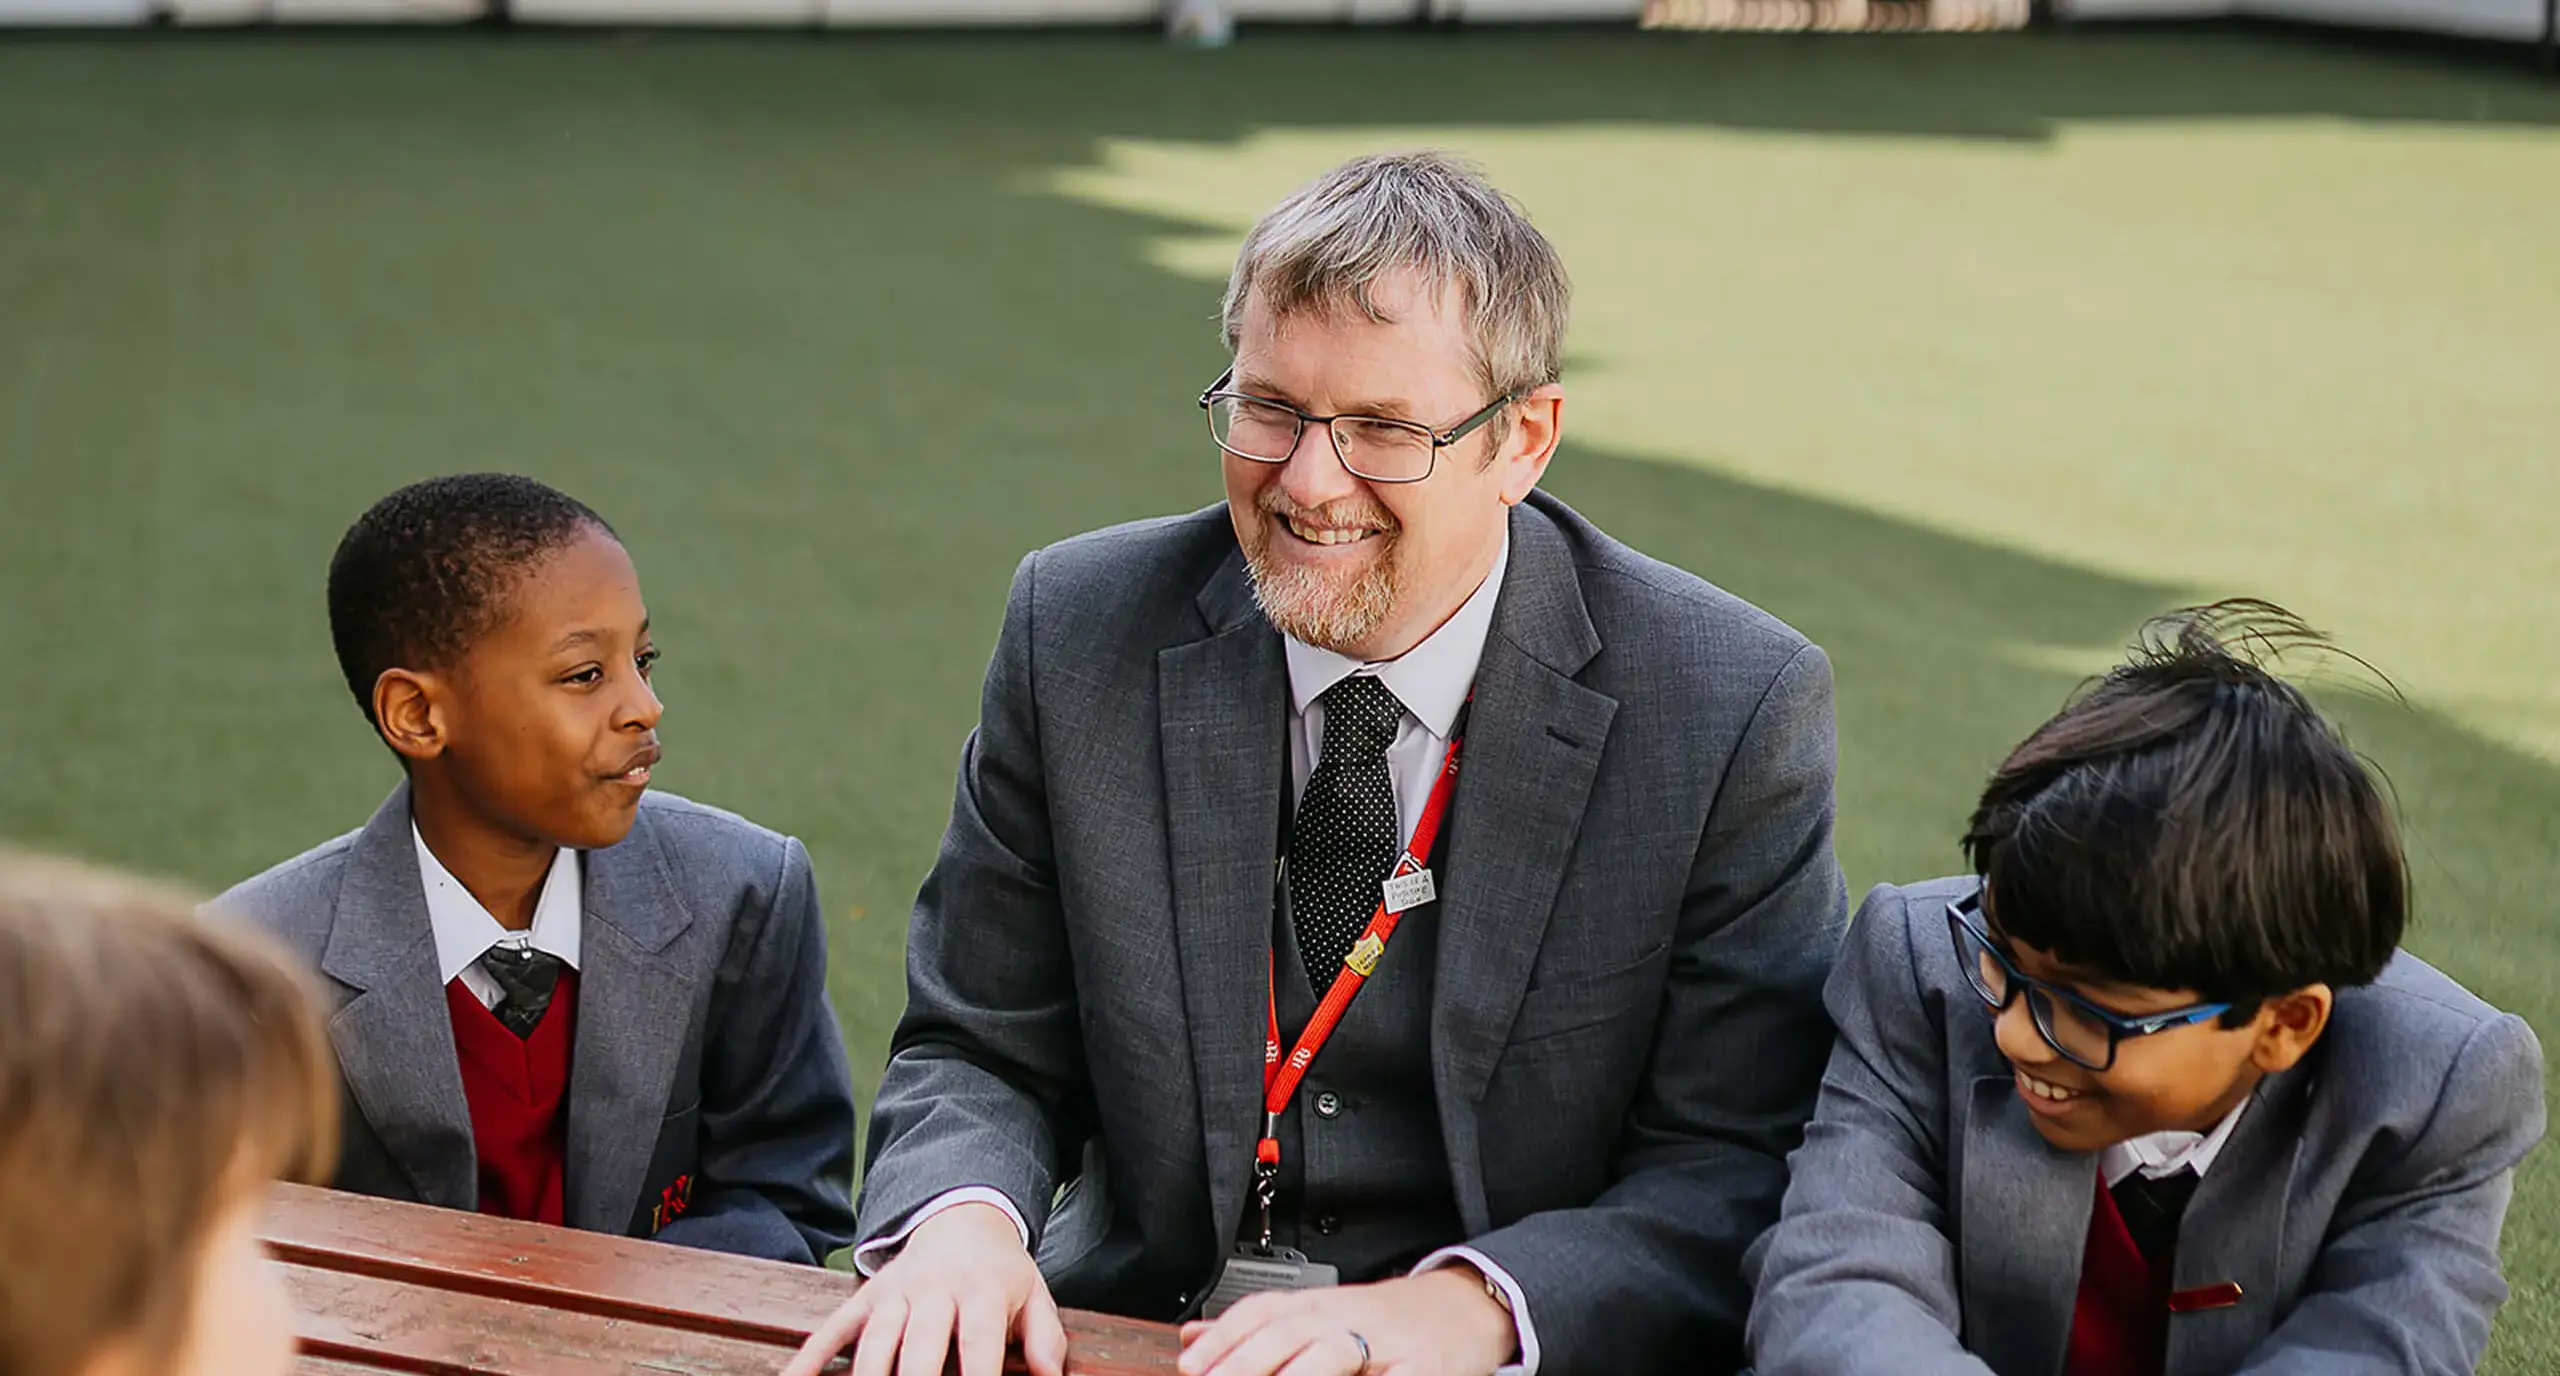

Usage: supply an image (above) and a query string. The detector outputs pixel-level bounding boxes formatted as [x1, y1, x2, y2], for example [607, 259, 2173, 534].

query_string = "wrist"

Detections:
[908, 1200, 1027, 1257]
[1411, 1266, 1517, 1369]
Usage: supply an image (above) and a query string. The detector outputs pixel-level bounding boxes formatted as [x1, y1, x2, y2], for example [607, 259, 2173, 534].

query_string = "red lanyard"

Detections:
[1249, 705, 1467, 1251]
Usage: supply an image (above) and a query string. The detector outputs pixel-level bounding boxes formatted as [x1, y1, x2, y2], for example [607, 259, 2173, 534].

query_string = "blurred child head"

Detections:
[1960, 600, 2405, 1153]
[0, 851, 338, 1376]
[327, 474, 661, 853]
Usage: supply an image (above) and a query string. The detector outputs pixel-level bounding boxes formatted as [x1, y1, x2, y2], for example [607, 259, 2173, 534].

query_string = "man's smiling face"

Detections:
[1222, 269, 1521, 662]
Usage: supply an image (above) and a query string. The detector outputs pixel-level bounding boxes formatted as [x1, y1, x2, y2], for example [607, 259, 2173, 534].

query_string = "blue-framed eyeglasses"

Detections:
[1945, 893, 2232, 1071]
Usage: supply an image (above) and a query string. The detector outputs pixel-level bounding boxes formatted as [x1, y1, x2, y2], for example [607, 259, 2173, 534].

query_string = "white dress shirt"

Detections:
[1283, 536, 1509, 842]
[2101, 1098, 2248, 1187]
[860, 538, 1540, 1372]
[413, 825, 583, 1010]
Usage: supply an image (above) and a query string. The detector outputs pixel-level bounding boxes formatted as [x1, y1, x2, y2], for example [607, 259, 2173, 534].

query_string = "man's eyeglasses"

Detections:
[1946, 892, 2231, 1072]
[1198, 368, 1518, 485]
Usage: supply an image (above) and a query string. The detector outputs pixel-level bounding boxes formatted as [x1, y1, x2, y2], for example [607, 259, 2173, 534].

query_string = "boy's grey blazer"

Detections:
[1746, 877, 2547, 1376]
[863, 492, 1847, 1373]
[214, 785, 859, 1265]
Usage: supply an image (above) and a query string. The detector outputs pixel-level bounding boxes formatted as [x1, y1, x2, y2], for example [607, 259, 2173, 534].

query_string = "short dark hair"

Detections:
[326, 474, 613, 725]
[1962, 599, 2405, 1009]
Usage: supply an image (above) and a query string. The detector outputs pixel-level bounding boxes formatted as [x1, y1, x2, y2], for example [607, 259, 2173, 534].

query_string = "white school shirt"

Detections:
[2101, 1098, 2248, 1186]
[413, 825, 582, 1010]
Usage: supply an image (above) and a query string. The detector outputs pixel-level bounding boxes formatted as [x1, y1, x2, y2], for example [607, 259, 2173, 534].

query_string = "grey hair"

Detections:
[1221, 151, 1571, 414]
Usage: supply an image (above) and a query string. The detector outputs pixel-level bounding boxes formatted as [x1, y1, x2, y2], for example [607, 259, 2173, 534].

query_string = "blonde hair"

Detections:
[0, 850, 338, 1376]
[1222, 150, 1572, 443]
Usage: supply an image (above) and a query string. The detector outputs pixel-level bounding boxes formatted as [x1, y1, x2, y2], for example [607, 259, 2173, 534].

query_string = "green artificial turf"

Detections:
[2, 23, 2554, 1369]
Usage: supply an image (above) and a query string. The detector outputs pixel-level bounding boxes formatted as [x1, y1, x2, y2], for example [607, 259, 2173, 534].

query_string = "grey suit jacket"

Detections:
[1746, 876, 2548, 1376]
[214, 784, 858, 1265]
[861, 492, 1847, 1373]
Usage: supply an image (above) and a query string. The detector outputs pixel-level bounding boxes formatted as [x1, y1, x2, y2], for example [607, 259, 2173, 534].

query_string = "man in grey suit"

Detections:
[1746, 606, 2547, 1375]
[788, 153, 1845, 1376]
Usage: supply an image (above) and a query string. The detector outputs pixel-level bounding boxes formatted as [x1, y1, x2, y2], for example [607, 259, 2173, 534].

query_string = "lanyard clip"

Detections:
[1252, 1115, 1282, 1255]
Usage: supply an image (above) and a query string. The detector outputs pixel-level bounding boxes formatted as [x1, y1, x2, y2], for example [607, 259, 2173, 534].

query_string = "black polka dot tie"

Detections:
[1288, 675, 1405, 995]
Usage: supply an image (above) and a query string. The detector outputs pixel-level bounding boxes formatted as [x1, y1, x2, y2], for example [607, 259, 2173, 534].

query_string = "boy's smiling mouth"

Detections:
[2014, 1067, 2091, 1115]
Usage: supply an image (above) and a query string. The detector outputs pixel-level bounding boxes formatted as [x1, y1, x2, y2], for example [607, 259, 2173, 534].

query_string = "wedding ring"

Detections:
[1346, 1330, 1372, 1375]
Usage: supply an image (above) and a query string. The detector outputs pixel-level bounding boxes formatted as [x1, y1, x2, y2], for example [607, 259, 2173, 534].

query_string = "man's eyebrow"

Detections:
[1234, 376, 1420, 421]
[1338, 396, 1421, 422]
[1234, 373, 1299, 405]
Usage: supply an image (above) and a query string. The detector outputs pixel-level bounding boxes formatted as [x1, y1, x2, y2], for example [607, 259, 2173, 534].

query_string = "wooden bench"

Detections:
[264, 1185, 1180, 1376]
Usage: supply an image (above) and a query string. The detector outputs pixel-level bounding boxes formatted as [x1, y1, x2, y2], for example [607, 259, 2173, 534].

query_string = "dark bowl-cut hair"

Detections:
[327, 474, 614, 728]
[1962, 599, 2406, 1013]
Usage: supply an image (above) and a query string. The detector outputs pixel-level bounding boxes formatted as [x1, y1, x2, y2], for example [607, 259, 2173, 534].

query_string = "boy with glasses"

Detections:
[1747, 601, 2545, 1376]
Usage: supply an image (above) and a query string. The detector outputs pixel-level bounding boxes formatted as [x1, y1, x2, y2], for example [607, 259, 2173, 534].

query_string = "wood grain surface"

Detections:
[266, 1185, 1179, 1376]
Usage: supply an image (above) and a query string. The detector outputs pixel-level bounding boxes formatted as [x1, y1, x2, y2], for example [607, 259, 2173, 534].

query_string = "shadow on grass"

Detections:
[0, 25, 2551, 1363]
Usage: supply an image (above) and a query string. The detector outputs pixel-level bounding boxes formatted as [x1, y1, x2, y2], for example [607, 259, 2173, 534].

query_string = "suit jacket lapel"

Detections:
[1159, 551, 1289, 1251]
[1961, 1077, 2093, 1376]
[564, 811, 700, 1234]
[2166, 1068, 2306, 1374]
[1431, 505, 1615, 1233]
[320, 783, 478, 1212]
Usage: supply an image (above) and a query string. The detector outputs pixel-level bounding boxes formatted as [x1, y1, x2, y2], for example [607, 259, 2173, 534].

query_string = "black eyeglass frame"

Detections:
[1944, 892, 2233, 1072]
[1197, 367, 1520, 485]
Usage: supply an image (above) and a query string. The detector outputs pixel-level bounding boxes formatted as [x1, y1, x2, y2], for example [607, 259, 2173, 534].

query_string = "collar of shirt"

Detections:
[2100, 1097, 2248, 1187]
[411, 823, 584, 986]
[1283, 534, 1510, 738]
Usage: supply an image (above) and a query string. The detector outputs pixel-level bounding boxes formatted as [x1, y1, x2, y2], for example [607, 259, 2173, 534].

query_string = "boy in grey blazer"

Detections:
[215, 476, 856, 1264]
[1748, 601, 2545, 1376]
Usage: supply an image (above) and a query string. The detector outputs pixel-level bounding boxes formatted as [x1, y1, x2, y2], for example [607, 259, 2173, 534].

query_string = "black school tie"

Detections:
[2111, 1168, 2200, 1264]
[1287, 675, 1406, 996]
[479, 945, 567, 1038]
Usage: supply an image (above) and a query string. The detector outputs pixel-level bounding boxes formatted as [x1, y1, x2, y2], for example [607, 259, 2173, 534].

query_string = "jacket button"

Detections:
[1314, 1092, 1343, 1119]
[1315, 1214, 1340, 1236]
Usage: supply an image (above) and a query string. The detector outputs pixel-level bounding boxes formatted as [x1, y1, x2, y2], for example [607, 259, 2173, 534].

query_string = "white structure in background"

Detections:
[1167, 0, 1234, 42]
[165, 0, 484, 19]
[0, 0, 150, 19]
[9, 0, 2552, 43]
[2058, 0, 2545, 43]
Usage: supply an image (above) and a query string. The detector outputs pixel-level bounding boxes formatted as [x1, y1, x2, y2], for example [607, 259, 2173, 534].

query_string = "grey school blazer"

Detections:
[861, 492, 1847, 1373]
[213, 785, 859, 1265]
[1746, 876, 2548, 1376]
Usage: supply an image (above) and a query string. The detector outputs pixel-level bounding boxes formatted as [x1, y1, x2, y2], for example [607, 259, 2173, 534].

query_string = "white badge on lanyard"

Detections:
[1380, 865, 1436, 915]
[1206, 1245, 1342, 1318]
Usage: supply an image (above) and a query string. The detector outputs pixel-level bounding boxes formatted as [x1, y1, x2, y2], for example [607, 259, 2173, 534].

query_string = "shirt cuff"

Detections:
[850, 1188, 1031, 1278]
[1412, 1246, 1539, 1376]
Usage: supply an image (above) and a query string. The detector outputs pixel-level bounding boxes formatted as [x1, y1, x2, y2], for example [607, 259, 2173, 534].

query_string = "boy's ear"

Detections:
[372, 669, 451, 763]
[2249, 984, 2334, 1074]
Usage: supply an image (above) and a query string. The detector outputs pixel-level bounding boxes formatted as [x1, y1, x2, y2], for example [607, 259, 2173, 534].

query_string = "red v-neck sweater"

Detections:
[2063, 1173, 2173, 1376]
[443, 972, 578, 1226]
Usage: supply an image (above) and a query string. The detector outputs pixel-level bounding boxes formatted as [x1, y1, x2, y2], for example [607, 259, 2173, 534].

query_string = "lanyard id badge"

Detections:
[1213, 700, 1468, 1314]
[1205, 1246, 1341, 1318]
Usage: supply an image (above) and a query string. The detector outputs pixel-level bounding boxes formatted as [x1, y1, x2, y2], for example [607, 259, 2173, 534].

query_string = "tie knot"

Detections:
[1318, 675, 1404, 759]
[479, 945, 568, 1037]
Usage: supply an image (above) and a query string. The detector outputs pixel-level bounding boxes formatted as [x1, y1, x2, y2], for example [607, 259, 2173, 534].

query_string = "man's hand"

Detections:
[781, 1203, 1067, 1376]
[1176, 1269, 1516, 1376]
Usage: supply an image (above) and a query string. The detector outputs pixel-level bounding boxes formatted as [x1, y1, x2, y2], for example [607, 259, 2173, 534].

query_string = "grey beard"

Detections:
[1243, 544, 1401, 653]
